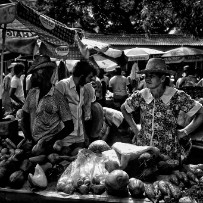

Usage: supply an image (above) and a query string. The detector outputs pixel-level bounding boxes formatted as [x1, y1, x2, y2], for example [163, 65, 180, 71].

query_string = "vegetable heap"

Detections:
[0, 138, 203, 203]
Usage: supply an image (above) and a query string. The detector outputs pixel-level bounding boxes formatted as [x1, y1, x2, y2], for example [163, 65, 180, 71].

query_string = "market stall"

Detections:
[0, 137, 202, 203]
[1, 2, 203, 203]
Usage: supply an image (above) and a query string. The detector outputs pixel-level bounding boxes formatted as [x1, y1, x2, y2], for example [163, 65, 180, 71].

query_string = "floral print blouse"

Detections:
[123, 86, 202, 159]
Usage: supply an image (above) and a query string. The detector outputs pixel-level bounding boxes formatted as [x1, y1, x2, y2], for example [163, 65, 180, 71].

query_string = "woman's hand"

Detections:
[177, 129, 188, 140]
[130, 125, 140, 144]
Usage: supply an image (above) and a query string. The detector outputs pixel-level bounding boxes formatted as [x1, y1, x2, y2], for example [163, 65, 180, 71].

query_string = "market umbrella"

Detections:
[124, 47, 164, 61]
[103, 48, 123, 58]
[92, 54, 118, 72]
[162, 46, 203, 63]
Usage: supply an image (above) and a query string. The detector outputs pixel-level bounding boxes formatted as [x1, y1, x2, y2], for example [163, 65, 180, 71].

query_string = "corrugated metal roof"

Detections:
[84, 33, 203, 47]
[4, 19, 203, 47]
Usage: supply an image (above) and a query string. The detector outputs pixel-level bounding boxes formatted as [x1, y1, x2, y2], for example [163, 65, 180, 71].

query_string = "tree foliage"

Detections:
[35, 0, 203, 38]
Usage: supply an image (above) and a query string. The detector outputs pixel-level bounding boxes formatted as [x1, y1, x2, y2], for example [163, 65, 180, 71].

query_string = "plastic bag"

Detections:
[91, 155, 109, 185]
[57, 148, 109, 193]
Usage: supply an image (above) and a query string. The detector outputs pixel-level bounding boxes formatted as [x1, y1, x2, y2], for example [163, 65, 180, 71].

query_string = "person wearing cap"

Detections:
[2, 63, 15, 113]
[176, 65, 198, 88]
[121, 58, 203, 161]
[9, 63, 25, 109]
[109, 66, 132, 110]
[21, 55, 74, 154]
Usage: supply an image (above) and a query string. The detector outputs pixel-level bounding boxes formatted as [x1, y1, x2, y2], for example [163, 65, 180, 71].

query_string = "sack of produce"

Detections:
[112, 142, 160, 169]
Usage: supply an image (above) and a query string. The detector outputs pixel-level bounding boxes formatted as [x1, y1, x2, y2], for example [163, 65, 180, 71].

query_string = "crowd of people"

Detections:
[2, 55, 203, 161]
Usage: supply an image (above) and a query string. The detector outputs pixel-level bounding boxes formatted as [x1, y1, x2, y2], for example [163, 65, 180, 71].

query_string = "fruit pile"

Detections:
[0, 137, 76, 190]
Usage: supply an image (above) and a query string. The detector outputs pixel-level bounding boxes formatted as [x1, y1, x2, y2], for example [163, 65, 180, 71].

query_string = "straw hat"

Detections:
[137, 58, 175, 75]
[28, 55, 56, 73]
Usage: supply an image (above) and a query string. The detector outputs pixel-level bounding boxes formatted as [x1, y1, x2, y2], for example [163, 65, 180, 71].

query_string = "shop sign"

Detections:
[55, 46, 69, 56]
[163, 56, 183, 64]
[128, 55, 149, 61]
[6, 29, 37, 38]
[39, 15, 55, 30]
[185, 55, 203, 61]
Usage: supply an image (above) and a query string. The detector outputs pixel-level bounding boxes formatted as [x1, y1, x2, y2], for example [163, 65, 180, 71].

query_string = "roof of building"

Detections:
[5, 20, 203, 47]
[84, 33, 203, 47]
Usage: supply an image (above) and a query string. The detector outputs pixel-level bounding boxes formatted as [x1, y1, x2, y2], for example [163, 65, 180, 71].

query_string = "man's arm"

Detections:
[9, 88, 24, 105]
[127, 84, 133, 94]
[178, 77, 186, 88]
[21, 110, 33, 141]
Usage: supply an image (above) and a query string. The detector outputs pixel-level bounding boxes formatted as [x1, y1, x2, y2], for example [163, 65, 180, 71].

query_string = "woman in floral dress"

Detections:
[121, 58, 203, 160]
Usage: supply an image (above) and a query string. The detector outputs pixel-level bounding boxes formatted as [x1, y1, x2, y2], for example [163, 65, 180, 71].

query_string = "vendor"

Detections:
[21, 55, 74, 154]
[121, 58, 203, 160]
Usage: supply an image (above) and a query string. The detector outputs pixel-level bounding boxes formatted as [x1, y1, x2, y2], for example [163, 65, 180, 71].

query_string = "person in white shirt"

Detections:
[2, 63, 15, 113]
[109, 66, 132, 109]
[10, 63, 25, 108]
[56, 60, 99, 146]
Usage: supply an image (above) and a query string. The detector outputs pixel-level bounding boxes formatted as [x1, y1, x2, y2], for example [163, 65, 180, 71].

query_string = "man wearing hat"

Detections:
[21, 55, 74, 155]
[2, 63, 15, 113]
[121, 58, 203, 161]
[176, 65, 198, 88]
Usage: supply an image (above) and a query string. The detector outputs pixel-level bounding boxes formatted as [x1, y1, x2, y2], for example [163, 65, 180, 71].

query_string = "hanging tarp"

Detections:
[0, 36, 38, 55]
[0, 17, 38, 55]
[0, 2, 109, 60]
[0, 3, 16, 24]
[15, 1, 76, 46]
[0, 18, 37, 39]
